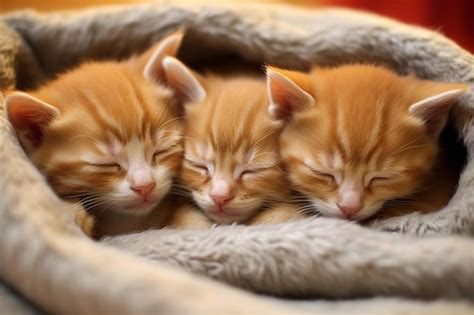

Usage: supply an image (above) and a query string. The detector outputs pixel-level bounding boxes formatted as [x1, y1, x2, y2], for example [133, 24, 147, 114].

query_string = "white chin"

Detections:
[205, 211, 244, 224]
[205, 205, 260, 224]
[315, 203, 381, 222]
[193, 193, 261, 224]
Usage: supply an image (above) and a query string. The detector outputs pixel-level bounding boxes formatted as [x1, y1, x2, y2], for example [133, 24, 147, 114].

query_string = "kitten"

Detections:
[266, 64, 468, 221]
[161, 57, 307, 224]
[5, 32, 187, 235]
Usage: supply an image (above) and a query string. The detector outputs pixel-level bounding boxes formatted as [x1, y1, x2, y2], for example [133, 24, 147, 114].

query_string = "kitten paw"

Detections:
[71, 204, 95, 237]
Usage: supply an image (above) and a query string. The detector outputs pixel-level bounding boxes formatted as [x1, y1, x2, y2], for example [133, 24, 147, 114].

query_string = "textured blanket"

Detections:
[0, 3, 473, 314]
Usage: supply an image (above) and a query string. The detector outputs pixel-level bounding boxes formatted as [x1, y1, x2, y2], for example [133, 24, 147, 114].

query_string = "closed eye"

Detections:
[184, 158, 209, 174]
[304, 164, 335, 182]
[240, 167, 272, 178]
[241, 169, 257, 176]
[369, 176, 391, 186]
[313, 171, 335, 181]
[87, 162, 121, 172]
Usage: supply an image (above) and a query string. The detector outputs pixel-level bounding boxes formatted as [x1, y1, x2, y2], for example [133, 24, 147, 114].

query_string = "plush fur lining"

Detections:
[0, 3, 473, 314]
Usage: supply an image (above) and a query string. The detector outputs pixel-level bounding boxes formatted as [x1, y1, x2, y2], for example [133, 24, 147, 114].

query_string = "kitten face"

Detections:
[177, 74, 288, 224]
[6, 33, 185, 216]
[14, 64, 182, 215]
[267, 65, 467, 221]
[280, 121, 435, 221]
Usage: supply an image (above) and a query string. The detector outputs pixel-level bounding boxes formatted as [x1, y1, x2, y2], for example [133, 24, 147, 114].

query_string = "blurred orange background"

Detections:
[1, 0, 472, 52]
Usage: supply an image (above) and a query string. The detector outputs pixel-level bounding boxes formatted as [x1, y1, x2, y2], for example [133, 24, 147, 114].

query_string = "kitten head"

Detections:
[267, 65, 468, 221]
[161, 57, 288, 224]
[5, 32, 186, 216]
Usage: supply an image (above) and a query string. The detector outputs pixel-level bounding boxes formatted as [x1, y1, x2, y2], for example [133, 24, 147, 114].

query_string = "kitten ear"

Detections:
[162, 56, 206, 103]
[409, 85, 469, 137]
[143, 30, 184, 82]
[266, 67, 314, 121]
[5, 92, 60, 149]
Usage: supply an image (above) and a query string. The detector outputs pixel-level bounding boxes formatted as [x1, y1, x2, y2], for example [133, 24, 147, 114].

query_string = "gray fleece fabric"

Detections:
[0, 3, 473, 314]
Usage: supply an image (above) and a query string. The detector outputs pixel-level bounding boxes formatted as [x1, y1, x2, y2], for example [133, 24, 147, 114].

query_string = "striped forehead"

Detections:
[190, 135, 256, 166]
[325, 96, 388, 163]
[308, 140, 386, 176]
[217, 125, 271, 158]
[76, 80, 173, 143]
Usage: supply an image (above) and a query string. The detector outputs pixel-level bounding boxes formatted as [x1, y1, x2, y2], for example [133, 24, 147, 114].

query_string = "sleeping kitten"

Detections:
[5, 32, 187, 235]
[266, 64, 468, 221]
[160, 56, 306, 224]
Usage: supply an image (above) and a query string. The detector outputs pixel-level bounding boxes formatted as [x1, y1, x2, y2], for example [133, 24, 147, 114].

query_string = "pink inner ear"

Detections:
[271, 88, 294, 120]
[267, 70, 314, 121]
[162, 57, 205, 103]
[420, 105, 449, 136]
[143, 31, 184, 83]
[8, 99, 57, 147]
[409, 88, 468, 137]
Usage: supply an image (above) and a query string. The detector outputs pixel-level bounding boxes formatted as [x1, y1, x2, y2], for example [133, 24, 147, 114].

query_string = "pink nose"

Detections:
[210, 194, 234, 209]
[131, 182, 156, 198]
[337, 203, 362, 218]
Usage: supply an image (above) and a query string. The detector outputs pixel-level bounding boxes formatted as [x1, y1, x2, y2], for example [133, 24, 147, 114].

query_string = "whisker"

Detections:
[181, 136, 201, 144]
[388, 135, 424, 156]
[80, 196, 103, 203]
[64, 193, 97, 200]
[158, 116, 182, 130]
[251, 129, 278, 151]
[157, 135, 183, 142]
[83, 200, 110, 211]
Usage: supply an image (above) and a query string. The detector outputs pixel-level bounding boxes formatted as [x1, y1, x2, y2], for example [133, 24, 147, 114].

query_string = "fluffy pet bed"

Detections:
[0, 3, 473, 314]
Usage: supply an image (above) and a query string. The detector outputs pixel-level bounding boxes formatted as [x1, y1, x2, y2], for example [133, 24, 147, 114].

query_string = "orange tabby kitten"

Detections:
[266, 64, 468, 221]
[5, 33, 189, 236]
[161, 56, 306, 224]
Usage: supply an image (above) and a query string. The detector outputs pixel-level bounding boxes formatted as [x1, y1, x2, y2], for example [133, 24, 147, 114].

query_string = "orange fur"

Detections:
[176, 69, 305, 224]
[267, 64, 468, 221]
[5, 34, 189, 236]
